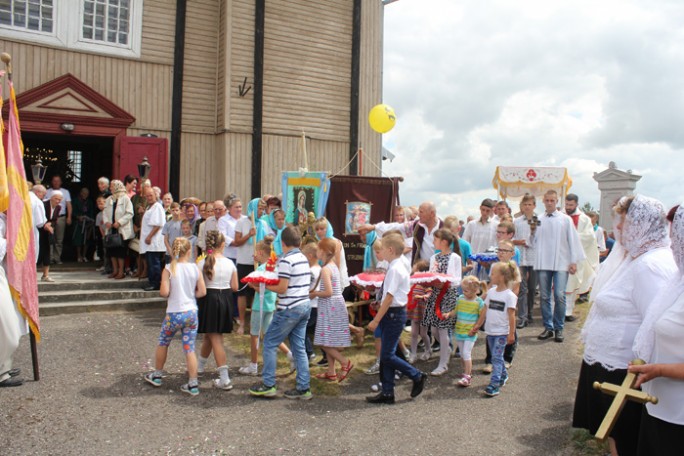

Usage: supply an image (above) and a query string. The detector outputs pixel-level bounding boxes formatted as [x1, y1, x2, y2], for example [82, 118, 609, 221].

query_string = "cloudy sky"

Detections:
[380, 0, 684, 220]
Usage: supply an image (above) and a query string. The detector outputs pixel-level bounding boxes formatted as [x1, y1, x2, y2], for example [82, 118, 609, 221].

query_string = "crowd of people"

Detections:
[2, 173, 683, 455]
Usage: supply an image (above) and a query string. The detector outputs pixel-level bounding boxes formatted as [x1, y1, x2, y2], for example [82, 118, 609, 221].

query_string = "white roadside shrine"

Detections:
[593, 162, 642, 232]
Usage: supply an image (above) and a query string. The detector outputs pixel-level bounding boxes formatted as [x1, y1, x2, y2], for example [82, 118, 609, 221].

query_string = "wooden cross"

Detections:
[592, 359, 658, 442]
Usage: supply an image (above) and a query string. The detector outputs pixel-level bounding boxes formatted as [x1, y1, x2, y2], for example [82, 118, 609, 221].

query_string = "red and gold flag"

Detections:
[0, 71, 8, 212]
[5, 78, 40, 340]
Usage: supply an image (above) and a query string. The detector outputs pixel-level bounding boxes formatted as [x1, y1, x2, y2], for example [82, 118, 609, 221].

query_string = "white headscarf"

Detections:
[621, 194, 670, 259]
[633, 203, 684, 362]
[591, 195, 670, 301]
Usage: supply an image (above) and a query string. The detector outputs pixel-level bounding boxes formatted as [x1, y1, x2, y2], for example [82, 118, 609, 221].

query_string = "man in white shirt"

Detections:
[44, 175, 71, 264]
[462, 198, 498, 280]
[30, 184, 48, 260]
[198, 200, 223, 252]
[564, 194, 599, 322]
[357, 201, 442, 265]
[532, 190, 584, 343]
[140, 187, 166, 291]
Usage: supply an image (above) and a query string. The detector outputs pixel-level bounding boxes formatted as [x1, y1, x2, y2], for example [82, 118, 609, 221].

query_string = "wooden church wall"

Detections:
[258, 0, 353, 197]
[0, 0, 383, 202]
[357, 0, 383, 177]
[0, 0, 176, 135]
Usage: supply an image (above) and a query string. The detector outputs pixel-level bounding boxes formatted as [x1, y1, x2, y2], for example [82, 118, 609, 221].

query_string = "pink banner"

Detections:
[5, 81, 40, 340]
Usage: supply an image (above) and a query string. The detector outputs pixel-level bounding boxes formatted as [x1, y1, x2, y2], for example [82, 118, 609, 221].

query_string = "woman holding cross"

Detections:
[572, 195, 677, 456]
[629, 203, 684, 456]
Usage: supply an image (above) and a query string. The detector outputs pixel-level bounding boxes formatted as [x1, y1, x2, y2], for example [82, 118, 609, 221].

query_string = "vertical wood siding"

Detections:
[260, 134, 349, 197]
[357, 0, 383, 176]
[0, 44, 173, 133]
[181, 0, 220, 132]
[261, 0, 352, 142]
[228, 0, 255, 132]
[216, 132, 252, 200]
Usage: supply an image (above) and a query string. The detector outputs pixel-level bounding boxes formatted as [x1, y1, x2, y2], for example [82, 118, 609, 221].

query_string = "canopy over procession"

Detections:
[2, 1, 684, 455]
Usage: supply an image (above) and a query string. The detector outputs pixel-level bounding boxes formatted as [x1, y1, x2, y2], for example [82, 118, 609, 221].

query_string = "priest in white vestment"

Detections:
[564, 195, 599, 319]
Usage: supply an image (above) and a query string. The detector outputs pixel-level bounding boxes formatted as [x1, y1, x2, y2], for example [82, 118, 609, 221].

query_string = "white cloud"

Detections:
[381, 0, 684, 219]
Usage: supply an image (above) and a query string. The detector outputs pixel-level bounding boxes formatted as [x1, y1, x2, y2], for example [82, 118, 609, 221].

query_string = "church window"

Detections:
[0, 0, 142, 58]
[0, 0, 54, 33]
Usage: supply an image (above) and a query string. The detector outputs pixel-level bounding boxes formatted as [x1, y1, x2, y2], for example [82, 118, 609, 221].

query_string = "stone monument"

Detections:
[593, 162, 642, 231]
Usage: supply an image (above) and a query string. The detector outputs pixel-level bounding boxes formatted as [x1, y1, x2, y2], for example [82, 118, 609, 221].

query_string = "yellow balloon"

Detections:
[368, 104, 396, 134]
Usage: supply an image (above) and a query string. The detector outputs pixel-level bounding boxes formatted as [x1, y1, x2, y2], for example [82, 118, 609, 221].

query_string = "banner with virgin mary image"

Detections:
[281, 171, 331, 225]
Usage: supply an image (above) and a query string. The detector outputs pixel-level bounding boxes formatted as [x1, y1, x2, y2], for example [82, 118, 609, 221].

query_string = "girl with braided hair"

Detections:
[196, 230, 238, 390]
[144, 237, 206, 396]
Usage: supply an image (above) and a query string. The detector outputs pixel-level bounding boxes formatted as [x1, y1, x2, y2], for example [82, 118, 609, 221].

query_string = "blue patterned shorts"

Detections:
[158, 310, 198, 353]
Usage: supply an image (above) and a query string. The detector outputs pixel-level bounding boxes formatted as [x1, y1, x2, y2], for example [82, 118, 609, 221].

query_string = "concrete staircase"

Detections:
[38, 269, 166, 316]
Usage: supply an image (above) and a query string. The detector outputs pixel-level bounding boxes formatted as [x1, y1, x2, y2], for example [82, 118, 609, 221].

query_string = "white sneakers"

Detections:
[430, 365, 449, 377]
[213, 378, 233, 390]
[238, 364, 258, 376]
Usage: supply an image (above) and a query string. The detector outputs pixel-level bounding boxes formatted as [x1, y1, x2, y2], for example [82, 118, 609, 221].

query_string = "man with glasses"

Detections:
[197, 200, 224, 253]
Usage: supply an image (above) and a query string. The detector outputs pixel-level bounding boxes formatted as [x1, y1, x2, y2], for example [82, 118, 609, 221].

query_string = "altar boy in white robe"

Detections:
[532, 190, 584, 343]
[563, 194, 599, 321]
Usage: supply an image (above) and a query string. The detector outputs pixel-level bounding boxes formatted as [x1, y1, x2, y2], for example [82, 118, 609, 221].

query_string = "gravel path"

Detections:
[2, 309, 584, 455]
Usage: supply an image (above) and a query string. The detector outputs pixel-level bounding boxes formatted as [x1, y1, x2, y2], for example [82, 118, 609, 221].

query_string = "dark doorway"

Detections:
[23, 133, 113, 196]
[23, 133, 113, 263]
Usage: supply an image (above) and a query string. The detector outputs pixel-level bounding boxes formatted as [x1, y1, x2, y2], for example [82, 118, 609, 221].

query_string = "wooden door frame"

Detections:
[2, 73, 136, 177]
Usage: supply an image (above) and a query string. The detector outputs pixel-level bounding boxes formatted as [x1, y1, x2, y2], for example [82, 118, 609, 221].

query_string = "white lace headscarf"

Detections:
[633, 203, 684, 362]
[672, 204, 684, 273]
[621, 194, 670, 259]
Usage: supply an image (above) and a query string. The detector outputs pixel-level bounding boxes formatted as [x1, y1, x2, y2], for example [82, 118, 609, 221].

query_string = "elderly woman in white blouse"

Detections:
[102, 180, 134, 280]
[627, 203, 684, 456]
[572, 195, 677, 456]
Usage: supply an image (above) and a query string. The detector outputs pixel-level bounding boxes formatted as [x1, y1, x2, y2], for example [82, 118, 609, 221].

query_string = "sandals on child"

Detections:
[337, 361, 355, 383]
[315, 372, 338, 381]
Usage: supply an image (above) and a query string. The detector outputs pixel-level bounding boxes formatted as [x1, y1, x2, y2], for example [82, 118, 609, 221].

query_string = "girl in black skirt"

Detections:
[196, 230, 238, 390]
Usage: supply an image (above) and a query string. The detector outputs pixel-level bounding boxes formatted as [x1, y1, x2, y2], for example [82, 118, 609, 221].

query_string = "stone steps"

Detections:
[39, 288, 160, 304]
[39, 298, 167, 316]
[38, 271, 166, 316]
[38, 278, 147, 292]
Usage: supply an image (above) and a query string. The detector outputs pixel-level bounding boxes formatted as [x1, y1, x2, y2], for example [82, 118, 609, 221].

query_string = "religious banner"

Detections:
[492, 166, 572, 200]
[327, 176, 400, 277]
[281, 171, 330, 225]
[344, 201, 372, 235]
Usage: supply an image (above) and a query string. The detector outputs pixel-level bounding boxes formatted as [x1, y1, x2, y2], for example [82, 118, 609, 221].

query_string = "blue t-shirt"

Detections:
[457, 238, 472, 268]
[601, 237, 615, 263]
[162, 219, 182, 251]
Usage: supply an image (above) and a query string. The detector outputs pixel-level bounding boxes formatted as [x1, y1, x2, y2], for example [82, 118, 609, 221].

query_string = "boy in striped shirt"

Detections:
[249, 226, 313, 400]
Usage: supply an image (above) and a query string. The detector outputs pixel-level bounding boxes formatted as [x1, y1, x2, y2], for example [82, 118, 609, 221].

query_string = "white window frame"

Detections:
[0, 0, 143, 59]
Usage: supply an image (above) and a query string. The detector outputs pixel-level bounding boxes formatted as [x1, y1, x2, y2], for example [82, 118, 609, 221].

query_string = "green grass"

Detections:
[223, 326, 383, 396]
[570, 429, 609, 455]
